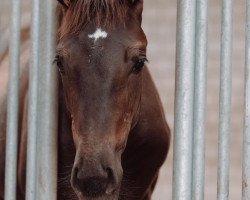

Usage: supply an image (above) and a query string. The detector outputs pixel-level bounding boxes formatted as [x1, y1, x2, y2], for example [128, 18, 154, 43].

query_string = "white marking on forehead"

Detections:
[88, 28, 108, 42]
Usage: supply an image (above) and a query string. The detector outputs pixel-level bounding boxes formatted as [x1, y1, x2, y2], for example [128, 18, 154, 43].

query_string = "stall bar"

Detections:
[4, 0, 58, 200]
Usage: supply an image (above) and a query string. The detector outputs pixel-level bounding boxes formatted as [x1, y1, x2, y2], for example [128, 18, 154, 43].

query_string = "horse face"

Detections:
[56, 1, 147, 198]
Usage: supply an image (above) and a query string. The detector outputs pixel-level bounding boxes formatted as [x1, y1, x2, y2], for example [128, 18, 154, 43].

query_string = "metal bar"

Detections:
[217, 0, 233, 199]
[242, 0, 250, 199]
[172, 0, 196, 199]
[192, 0, 208, 199]
[36, 0, 58, 199]
[25, 0, 40, 199]
[4, 0, 21, 199]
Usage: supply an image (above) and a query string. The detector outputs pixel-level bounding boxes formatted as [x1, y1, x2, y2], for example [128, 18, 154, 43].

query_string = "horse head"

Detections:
[56, 0, 147, 199]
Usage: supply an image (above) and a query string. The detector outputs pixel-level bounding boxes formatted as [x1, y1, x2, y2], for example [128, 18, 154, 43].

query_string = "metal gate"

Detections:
[1, 0, 58, 200]
[1, 0, 250, 200]
[173, 0, 250, 200]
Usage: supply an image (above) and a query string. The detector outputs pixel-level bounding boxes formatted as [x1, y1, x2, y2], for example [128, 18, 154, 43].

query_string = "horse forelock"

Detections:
[58, 0, 131, 39]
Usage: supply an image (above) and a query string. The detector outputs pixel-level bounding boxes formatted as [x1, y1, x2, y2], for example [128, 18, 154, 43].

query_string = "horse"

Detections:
[0, 0, 171, 199]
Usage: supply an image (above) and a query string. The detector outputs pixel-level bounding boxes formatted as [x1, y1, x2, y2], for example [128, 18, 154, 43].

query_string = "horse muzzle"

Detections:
[71, 154, 122, 200]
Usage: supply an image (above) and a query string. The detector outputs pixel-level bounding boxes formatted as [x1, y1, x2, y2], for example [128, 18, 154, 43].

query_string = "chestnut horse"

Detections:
[0, 0, 170, 199]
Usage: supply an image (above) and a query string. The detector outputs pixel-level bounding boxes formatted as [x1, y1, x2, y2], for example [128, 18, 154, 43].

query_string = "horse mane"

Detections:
[58, 0, 130, 38]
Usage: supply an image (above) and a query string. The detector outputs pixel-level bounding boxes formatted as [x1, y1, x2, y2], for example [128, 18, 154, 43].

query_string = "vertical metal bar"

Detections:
[36, 0, 58, 199]
[217, 0, 233, 199]
[242, 0, 250, 199]
[26, 1, 58, 199]
[26, 0, 40, 199]
[172, 0, 196, 199]
[4, 0, 21, 199]
[192, 0, 208, 199]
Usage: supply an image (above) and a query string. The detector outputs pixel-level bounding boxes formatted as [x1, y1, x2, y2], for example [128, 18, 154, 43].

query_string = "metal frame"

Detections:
[26, 0, 58, 200]
[217, 0, 233, 200]
[192, 0, 208, 199]
[173, 0, 197, 199]
[2, 0, 58, 199]
[4, 0, 21, 199]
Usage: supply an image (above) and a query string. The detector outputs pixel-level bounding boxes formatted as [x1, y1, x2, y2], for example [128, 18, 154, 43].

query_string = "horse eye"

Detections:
[132, 58, 147, 74]
[54, 56, 65, 74]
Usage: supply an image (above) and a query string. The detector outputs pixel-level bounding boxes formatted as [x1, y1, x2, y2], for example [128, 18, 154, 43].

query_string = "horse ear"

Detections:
[129, 0, 143, 24]
[57, 0, 69, 9]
